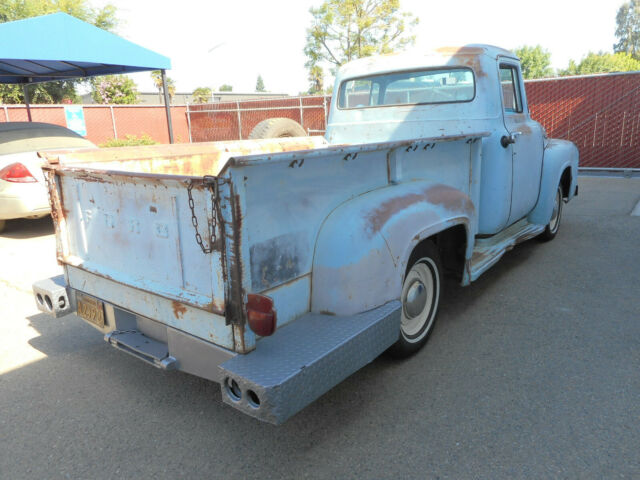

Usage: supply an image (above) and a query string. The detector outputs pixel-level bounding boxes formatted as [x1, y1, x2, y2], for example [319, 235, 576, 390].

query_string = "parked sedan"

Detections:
[0, 122, 95, 233]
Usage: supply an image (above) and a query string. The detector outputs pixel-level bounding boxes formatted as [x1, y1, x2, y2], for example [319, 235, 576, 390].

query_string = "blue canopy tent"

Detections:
[0, 13, 175, 142]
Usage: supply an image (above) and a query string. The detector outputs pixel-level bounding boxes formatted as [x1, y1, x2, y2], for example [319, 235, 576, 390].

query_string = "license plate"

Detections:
[76, 293, 105, 328]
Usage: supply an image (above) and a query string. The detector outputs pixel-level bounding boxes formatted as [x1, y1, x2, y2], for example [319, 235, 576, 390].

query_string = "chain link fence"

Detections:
[526, 72, 640, 169]
[187, 95, 331, 142]
[1, 104, 189, 145]
[2, 73, 638, 170]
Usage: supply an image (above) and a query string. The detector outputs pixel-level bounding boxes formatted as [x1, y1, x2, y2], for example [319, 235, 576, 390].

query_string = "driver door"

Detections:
[499, 61, 544, 226]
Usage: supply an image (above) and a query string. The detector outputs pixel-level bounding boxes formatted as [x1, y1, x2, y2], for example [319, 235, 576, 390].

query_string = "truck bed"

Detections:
[40, 137, 329, 350]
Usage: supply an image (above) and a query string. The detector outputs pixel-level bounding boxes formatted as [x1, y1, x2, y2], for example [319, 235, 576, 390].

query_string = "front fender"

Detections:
[528, 139, 579, 225]
[311, 181, 475, 315]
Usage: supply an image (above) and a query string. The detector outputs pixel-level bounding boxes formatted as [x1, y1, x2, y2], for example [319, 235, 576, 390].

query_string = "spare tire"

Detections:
[248, 118, 307, 139]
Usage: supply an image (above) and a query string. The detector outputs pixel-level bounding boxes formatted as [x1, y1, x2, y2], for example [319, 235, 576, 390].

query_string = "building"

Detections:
[81, 91, 289, 105]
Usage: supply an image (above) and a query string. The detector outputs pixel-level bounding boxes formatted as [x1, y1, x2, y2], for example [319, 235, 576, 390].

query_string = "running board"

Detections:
[104, 330, 177, 370]
[467, 219, 545, 282]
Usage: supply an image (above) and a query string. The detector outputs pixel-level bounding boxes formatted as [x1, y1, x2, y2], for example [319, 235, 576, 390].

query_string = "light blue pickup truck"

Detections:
[33, 45, 578, 424]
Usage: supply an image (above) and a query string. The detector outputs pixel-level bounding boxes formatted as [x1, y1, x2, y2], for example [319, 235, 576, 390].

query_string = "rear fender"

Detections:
[311, 181, 475, 315]
[528, 139, 579, 225]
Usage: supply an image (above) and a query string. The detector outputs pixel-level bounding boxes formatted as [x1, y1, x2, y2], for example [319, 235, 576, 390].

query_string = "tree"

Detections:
[304, 0, 418, 78]
[614, 0, 640, 59]
[150, 70, 176, 103]
[0, 0, 117, 29]
[192, 87, 212, 104]
[559, 51, 640, 76]
[307, 65, 324, 94]
[90, 75, 138, 104]
[255, 75, 266, 92]
[514, 45, 553, 79]
[219, 84, 233, 92]
[0, 0, 118, 104]
[0, 81, 77, 104]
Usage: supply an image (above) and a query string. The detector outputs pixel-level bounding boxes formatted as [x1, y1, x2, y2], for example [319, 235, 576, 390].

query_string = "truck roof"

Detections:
[338, 44, 519, 79]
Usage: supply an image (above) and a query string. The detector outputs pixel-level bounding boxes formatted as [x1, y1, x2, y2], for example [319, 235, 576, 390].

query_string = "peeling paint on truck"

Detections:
[34, 45, 578, 423]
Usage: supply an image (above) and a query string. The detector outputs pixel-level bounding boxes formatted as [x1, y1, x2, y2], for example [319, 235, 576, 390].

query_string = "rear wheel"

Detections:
[539, 185, 563, 242]
[388, 241, 442, 358]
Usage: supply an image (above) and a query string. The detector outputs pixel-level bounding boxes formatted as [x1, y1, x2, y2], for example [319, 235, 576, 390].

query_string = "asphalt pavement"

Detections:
[1, 176, 639, 479]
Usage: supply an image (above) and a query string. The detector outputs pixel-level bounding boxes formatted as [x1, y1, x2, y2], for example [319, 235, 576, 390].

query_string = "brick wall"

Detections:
[2, 73, 639, 169]
[0, 104, 190, 145]
[188, 96, 330, 142]
[526, 72, 640, 169]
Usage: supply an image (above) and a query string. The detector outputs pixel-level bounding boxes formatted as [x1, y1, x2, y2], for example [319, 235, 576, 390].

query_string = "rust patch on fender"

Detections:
[172, 300, 187, 319]
[366, 185, 474, 237]
[366, 192, 428, 236]
[424, 185, 474, 213]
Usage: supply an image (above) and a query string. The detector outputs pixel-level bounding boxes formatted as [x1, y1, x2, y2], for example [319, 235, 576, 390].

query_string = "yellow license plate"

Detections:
[76, 293, 105, 328]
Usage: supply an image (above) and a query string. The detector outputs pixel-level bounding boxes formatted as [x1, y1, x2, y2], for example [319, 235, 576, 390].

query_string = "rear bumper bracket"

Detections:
[104, 330, 177, 370]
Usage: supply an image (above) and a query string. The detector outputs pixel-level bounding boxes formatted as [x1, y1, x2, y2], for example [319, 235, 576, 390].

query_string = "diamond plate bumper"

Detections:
[32, 275, 75, 318]
[219, 301, 401, 424]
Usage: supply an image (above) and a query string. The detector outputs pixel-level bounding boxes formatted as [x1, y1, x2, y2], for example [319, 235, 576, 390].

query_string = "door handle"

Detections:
[501, 131, 522, 148]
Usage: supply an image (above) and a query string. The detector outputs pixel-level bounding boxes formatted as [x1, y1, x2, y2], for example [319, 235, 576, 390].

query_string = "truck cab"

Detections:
[327, 45, 577, 237]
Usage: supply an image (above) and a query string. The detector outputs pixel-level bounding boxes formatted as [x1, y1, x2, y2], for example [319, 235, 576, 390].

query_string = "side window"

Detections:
[499, 65, 523, 114]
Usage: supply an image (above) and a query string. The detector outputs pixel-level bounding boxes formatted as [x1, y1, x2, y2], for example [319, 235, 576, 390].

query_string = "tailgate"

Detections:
[50, 168, 226, 316]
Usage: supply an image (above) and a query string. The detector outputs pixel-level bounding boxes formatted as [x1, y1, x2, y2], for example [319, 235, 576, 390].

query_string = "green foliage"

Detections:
[307, 65, 324, 94]
[0, 0, 118, 30]
[0, 81, 78, 104]
[90, 75, 138, 104]
[99, 134, 157, 148]
[0, 0, 119, 104]
[514, 45, 553, 79]
[192, 87, 212, 104]
[255, 75, 266, 92]
[219, 84, 233, 92]
[559, 51, 640, 76]
[614, 0, 640, 59]
[304, 0, 418, 73]
[150, 70, 176, 103]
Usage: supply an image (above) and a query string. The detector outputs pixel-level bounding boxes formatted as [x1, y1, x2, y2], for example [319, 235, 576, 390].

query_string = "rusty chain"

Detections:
[187, 176, 218, 254]
[42, 170, 59, 224]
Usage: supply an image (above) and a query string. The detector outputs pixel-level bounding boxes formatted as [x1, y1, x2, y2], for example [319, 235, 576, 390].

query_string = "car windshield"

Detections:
[338, 67, 475, 109]
[0, 122, 94, 156]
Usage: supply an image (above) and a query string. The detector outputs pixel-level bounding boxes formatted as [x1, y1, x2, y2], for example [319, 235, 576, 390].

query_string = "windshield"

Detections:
[338, 67, 475, 109]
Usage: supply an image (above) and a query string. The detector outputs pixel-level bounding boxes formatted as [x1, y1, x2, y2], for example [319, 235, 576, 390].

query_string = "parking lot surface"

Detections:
[1, 176, 639, 479]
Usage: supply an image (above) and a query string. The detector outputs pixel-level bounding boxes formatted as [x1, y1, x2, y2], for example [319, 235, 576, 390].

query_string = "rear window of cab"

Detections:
[338, 67, 475, 109]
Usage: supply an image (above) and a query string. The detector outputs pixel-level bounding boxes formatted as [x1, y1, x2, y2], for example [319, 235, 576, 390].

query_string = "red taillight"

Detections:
[0, 163, 37, 183]
[246, 294, 277, 337]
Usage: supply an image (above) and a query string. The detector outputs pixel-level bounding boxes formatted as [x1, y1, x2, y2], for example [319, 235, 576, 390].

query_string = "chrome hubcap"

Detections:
[401, 260, 438, 339]
[405, 280, 427, 318]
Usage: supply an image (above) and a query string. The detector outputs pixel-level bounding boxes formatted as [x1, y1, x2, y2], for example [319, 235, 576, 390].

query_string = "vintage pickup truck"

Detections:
[33, 45, 578, 424]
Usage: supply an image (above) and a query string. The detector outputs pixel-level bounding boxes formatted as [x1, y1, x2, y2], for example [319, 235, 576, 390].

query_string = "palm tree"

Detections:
[150, 71, 176, 103]
[151, 70, 163, 103]
[192, 87, 212, 104]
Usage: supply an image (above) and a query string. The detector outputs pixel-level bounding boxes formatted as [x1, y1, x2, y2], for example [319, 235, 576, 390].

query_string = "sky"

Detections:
[94, 0, 623, 95]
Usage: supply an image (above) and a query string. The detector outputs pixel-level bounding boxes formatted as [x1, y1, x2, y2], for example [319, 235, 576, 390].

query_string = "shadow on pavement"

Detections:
[0, 216, 54, 239]
[2, 181, 639, 478]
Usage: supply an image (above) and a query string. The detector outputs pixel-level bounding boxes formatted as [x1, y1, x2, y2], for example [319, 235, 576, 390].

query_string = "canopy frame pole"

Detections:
[23, 83, 32, 122]
[161, 69, 174, 144]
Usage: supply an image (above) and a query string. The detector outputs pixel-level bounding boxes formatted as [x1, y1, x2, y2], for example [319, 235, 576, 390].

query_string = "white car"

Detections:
[0, 122, 95, 233]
